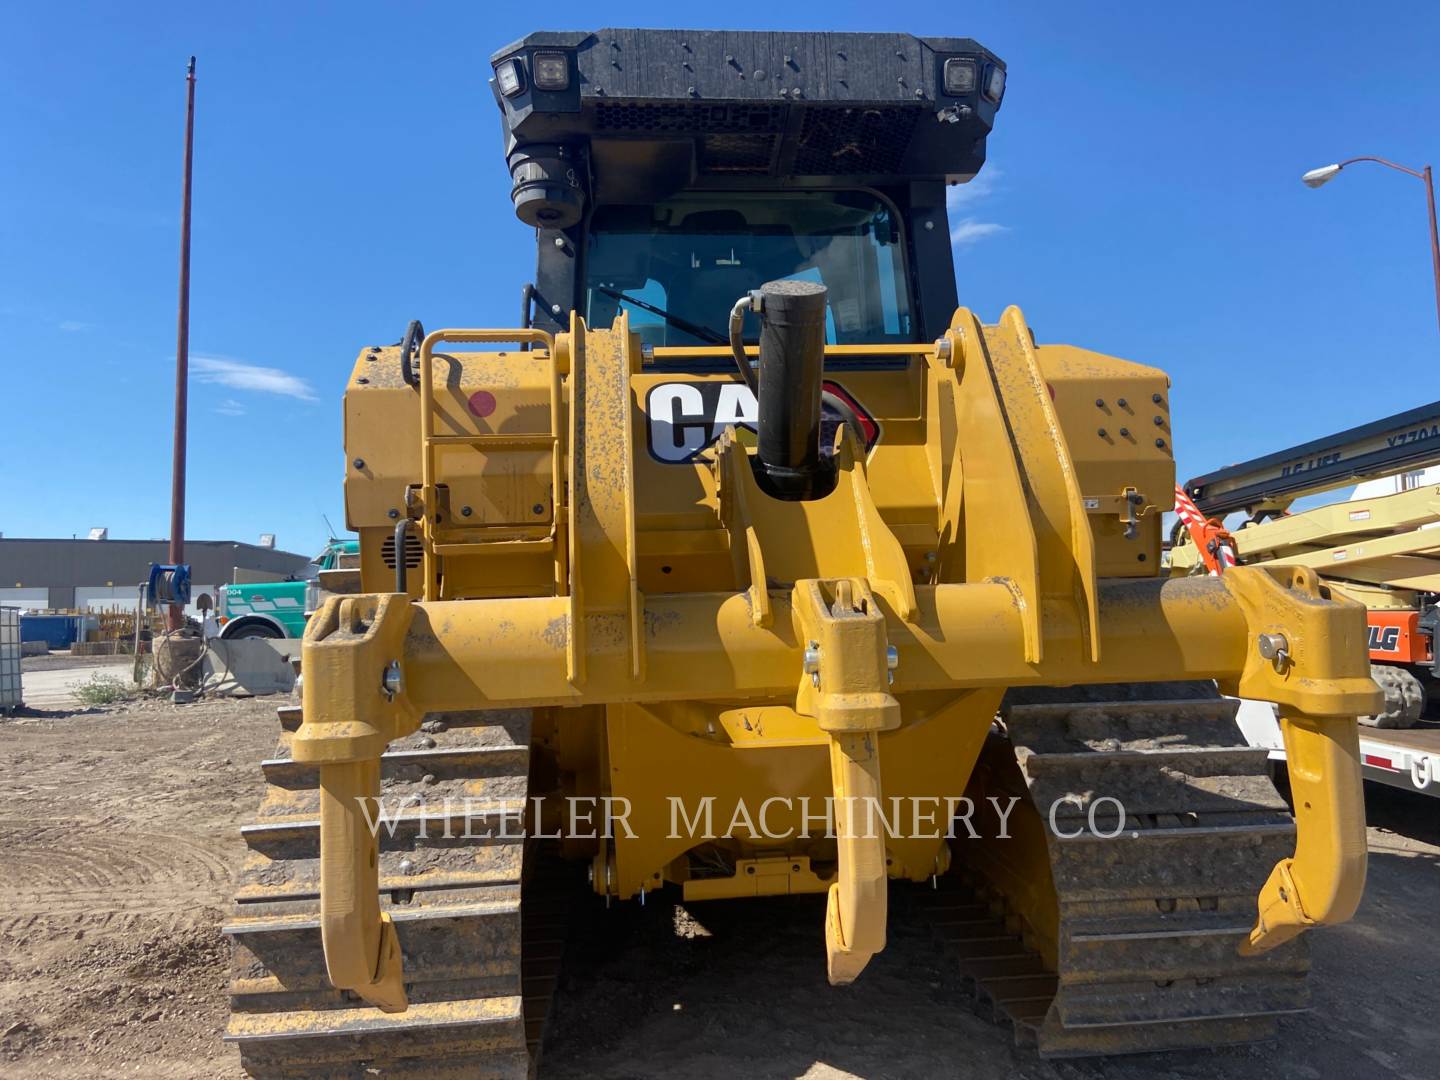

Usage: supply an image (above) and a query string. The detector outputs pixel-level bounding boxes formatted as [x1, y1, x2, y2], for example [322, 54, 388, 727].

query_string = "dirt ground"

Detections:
[0, 674, 1436, 1080]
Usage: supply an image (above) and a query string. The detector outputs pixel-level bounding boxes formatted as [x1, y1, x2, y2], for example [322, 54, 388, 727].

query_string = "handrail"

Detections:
[416, 327, 562, 601]
[649, 343, 932, 360]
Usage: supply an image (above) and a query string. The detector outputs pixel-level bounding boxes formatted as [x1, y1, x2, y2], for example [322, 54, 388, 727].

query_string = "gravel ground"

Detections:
[0, 692, 1435, 1079]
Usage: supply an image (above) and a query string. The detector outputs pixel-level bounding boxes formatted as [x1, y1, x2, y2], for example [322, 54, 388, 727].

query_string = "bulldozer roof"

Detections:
[489, 29, 1005, 189]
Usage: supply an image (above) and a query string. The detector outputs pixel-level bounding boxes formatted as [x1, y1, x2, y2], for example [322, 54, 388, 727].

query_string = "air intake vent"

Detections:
[594, 101, 785, 135]
[699, 133, 777, 173]
[794, 106, 921, 175]
[381, 525, 422, 570]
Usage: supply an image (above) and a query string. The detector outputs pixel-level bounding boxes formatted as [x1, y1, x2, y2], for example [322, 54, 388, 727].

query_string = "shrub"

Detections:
[74, 673, 138, 706]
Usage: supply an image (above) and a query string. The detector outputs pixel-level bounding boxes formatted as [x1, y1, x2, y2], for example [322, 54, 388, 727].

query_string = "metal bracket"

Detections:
[293, 594, 420, 1012]
[792, 578, 900, 985]
[1218, 566, 1380, 956]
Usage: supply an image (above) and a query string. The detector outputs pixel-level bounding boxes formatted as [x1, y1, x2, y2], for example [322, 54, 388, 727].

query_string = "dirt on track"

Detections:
[0, 692, 1437, 1080]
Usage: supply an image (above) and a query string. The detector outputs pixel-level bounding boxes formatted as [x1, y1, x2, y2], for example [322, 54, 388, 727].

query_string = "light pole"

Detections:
[1301, 156, 1440, 336]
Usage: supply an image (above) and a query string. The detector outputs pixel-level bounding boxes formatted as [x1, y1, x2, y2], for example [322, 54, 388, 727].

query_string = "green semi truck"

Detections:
[215, 538, 358, 639]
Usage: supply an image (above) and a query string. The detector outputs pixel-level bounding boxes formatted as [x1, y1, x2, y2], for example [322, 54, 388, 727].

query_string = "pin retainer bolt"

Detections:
[382, 660, 403, 699]
[1256, 633, 1290, 667]
[803, 642, 822, 688]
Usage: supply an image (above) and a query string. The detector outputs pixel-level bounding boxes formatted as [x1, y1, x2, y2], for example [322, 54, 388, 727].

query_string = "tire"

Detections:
[1360, 663, 1426, 728]
[225, 621, 283, 641]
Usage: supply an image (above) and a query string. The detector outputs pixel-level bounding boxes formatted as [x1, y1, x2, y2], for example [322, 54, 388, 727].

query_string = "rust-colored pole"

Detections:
[167, 57, 196, 632]
[1424, 165, 1440, 337]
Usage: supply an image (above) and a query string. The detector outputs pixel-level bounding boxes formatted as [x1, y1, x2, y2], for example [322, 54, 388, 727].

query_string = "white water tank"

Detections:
[0, 607, 20, 713]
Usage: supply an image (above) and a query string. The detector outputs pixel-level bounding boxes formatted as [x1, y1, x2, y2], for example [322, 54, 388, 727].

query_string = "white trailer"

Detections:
[1235, 698, 1440, 797]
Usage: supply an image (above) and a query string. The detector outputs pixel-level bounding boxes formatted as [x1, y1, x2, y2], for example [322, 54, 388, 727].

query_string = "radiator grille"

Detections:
[795, 106, 920, 175]
[381, 525, 423, 570]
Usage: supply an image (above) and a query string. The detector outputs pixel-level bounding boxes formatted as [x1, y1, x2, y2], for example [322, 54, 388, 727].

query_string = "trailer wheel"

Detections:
[1361, 663, 1426, 728]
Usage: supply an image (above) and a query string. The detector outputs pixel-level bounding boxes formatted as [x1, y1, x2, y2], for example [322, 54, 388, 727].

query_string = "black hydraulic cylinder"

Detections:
[755, 279, 830, 500]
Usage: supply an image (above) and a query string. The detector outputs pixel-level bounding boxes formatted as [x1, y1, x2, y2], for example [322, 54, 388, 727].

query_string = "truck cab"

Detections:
[216, 538, 359, 639]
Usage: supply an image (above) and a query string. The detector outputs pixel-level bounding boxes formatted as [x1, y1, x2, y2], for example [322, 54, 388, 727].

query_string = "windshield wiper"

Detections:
[594, 285, 728, 345]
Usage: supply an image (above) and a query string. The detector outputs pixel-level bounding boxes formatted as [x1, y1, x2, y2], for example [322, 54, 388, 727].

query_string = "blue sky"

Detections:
[2, 2, 1437, 556]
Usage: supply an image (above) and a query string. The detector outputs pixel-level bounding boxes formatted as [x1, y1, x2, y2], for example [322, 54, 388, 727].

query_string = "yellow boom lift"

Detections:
[224, 29, 1379, 1075]
[1172, 401, 1440, 791]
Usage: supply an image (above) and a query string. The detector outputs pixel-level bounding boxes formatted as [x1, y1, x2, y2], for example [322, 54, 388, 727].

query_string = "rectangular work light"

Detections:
[983, 64, 1006, 103]
[532, 51, 570, 91]
[943, 57, 977, 95]
[495, 58, 524, 97]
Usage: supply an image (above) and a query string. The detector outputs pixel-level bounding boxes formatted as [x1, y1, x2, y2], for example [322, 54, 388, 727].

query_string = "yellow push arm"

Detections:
[292, 594, 419, 1011]
[792, 579, 901, 984]
[1219, 567, 1378, 955]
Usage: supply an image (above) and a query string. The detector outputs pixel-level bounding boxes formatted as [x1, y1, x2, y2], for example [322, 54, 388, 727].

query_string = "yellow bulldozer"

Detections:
[224, 29, 1380, 1076]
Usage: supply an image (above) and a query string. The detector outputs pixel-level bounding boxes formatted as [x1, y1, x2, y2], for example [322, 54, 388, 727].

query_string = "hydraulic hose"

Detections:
[728, 294, 758, 394]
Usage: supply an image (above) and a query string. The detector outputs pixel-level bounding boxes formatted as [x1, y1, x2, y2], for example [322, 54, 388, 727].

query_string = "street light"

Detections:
[1301, 156, 1440, 335]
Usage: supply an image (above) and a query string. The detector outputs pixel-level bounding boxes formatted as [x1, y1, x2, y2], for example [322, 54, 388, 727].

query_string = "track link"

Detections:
[925, 683, 1310, 1056]
[225, 704, 566, 1078]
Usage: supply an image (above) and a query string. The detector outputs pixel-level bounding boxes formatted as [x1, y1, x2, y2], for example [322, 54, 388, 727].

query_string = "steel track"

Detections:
[917, 683, 1310, 1056]
[224, 704, 570, 1078]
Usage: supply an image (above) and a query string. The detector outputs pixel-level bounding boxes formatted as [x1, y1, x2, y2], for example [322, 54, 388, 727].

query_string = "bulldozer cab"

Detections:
[491, 29, 1006, 345]
[585, 191, 912, 349]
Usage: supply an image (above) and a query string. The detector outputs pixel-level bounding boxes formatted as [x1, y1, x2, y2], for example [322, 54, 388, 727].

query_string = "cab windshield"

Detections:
[584, 191, 913, 348]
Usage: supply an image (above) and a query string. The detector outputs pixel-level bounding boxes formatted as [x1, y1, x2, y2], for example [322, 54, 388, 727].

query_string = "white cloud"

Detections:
[946, 168, 1006, 246]
[214, 398, 247, 417]
[946, 168, 1002, 208]
[58, 319, 92, 332]
[193, 355, 316, 401]
[949, 220, 1008, 245]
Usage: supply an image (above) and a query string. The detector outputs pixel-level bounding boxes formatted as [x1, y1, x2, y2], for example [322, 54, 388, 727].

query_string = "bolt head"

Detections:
[352, 458, 365, 469]
[1257, 633, 1288, 661]
[802, 643, 821, 675]
[382, 660, 403, 698]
